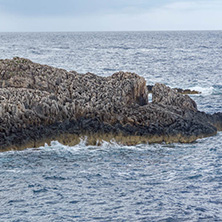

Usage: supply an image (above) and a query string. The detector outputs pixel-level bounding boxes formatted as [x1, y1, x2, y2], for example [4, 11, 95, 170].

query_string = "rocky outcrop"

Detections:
[147, 85, 201, 95]
[0, 57, 221, 151]
[152, 83, 197, 111]
[174, 88, 201, 95]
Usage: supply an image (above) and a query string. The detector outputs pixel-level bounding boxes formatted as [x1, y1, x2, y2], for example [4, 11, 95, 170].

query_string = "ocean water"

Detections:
[0, 31, 222, 221]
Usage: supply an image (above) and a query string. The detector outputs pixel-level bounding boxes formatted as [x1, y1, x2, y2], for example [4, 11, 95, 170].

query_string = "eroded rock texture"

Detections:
[147, 85, 201, 95]
[0, 57, 221, 150]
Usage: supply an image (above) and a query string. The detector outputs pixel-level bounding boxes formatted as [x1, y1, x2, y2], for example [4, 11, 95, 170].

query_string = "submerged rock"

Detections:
[0, 57, 221, 151]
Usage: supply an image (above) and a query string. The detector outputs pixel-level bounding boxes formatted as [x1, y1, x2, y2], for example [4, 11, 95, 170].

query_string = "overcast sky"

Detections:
[0, 0, 222, 32]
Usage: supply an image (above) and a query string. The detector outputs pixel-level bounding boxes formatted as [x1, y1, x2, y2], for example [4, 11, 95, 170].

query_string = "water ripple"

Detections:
[0, 31, 222, 221]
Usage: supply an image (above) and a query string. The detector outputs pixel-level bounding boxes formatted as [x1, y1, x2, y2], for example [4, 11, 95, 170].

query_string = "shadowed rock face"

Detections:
[0, 57, 221, 151]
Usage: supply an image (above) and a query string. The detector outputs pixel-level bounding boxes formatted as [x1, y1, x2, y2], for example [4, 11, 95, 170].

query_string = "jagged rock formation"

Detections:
[174, 88, 201, 95]
[147, 85, 201, 95]
[0, 57, 221, 151]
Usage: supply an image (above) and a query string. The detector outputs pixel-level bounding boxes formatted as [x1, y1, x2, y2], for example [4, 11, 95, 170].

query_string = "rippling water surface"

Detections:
[0, 31, 222, 221]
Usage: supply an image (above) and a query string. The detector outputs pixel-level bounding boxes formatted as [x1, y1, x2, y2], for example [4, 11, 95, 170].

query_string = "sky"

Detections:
[0, 0, 222, 32]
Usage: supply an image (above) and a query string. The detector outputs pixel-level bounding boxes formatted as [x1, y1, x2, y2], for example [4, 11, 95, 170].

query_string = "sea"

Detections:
[0, 31, 222, 221]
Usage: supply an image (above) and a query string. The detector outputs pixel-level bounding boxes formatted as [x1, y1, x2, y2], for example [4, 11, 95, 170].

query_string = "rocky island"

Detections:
[0, 57, 221, 151]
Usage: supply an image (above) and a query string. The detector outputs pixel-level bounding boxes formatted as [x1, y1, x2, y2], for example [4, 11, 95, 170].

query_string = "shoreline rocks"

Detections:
[147, 85, 201, 95]
[0, 57, 221, 151]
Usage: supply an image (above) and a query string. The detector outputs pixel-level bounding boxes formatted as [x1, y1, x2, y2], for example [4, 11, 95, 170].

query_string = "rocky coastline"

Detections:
[147, 85, 201, 94]
[0, 57, 221, 151]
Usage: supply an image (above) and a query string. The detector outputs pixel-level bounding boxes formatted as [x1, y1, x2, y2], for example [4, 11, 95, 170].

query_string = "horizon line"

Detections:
[1, 29, 222, 33]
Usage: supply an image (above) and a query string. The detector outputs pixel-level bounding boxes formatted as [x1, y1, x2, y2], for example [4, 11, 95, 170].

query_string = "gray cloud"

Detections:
[0, 0, 222, 31]
[0, 0, 158, 17]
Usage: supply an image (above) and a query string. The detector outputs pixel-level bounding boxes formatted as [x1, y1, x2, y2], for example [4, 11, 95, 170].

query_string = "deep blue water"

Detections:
[0, 31, 222, 221]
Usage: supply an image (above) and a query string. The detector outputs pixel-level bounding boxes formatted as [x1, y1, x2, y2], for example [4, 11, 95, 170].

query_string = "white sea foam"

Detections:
[35, 138, 161, 154]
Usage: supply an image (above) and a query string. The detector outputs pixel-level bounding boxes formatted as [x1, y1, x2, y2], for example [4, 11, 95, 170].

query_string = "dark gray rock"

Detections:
[147, 85, 201, 95]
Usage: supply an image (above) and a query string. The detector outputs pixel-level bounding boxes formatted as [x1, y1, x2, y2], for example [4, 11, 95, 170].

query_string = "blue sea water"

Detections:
[0, 31, 222, 221]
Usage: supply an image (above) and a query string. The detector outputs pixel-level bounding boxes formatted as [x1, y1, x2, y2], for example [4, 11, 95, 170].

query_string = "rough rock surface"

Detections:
[147, 85, 201, 95]
[152, 83, 197, 111]
[0, 57, 221, 151]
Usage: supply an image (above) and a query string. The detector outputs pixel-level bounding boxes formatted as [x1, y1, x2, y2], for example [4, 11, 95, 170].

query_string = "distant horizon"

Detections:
[1, 29, 222, 33]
